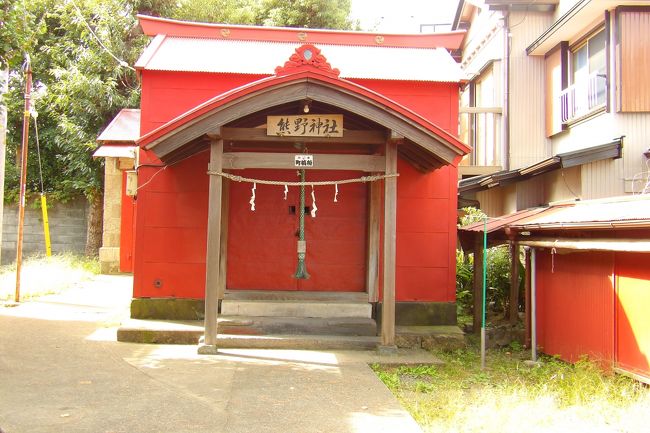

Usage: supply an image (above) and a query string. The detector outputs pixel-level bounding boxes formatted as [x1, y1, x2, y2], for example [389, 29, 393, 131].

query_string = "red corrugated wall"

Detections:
[536, 250, 615, 365]
[536, 250, 650, 379]
[615, 252, 650, 379]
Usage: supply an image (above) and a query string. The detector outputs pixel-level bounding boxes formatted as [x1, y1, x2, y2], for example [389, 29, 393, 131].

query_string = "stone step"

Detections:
[117, 315, 378, 345]
[203, 334, 380, 351]
[220, 316, 377, 336]
[221, 300, 372, 318]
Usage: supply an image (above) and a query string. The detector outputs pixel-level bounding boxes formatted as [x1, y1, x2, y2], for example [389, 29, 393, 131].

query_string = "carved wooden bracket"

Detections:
[275, 44, 340, 78]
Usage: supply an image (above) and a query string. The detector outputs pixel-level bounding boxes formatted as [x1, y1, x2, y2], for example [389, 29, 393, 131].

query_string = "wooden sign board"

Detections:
[267, 114, 343, 138]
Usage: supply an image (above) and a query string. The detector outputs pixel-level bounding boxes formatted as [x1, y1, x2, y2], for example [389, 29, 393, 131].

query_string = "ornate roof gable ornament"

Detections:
[275, 44, 340, 78]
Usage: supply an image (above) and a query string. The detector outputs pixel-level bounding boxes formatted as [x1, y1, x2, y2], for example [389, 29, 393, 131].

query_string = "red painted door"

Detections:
[227, 168, 367, 291]
[615, 252, 650, 379]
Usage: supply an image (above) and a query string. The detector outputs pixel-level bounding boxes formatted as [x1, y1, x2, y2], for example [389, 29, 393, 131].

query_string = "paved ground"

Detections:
[0, 275, 431, 433]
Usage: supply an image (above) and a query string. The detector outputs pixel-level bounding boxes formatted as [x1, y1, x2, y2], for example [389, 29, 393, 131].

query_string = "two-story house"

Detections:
[454, 0, 650, 215]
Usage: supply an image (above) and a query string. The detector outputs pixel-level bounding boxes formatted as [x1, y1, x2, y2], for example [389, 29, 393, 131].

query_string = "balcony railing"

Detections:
[560, 72, 607, 123]
[458, 107, 502, 168]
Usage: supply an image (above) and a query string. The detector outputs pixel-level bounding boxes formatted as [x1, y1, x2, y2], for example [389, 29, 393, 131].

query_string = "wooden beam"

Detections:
[509, 241, 520, 325]
[367, 176, 381, 302]
[203, 139, 223, 348]
[472, 235, 484, 335]
[222, 152, 386, 172]
[217, 127, 386, 145]
[381, 140, 398, 348]
[217, 177, 229, 300]
[459, 106, 503, 114]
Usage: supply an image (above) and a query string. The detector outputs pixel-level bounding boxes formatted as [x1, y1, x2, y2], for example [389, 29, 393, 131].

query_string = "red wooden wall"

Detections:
[615, 252, 650, 378]
[536, 250, 650, 379]
[133, 69, 460, 303]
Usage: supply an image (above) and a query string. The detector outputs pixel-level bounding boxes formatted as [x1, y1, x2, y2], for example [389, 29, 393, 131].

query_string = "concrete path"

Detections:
[0, 275, 430, 433]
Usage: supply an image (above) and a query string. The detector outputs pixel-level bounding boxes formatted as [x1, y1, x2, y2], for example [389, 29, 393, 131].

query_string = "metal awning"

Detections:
[459, 138, 623, 194]
[92, 145, 137, 159]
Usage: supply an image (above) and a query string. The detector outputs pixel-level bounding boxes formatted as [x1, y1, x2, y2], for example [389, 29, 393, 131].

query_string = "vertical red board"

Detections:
[536, 250, 615, 366]
[614, 252, 650, 379]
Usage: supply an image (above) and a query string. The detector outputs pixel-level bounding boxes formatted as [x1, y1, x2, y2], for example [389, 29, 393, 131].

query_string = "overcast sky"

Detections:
[350, 0, 458, 33]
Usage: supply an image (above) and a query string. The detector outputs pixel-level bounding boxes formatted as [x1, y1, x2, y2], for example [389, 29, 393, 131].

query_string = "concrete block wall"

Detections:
[1, 197, 88, 264]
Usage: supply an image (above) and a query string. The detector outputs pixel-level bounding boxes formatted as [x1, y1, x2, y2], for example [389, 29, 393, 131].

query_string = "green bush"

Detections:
[457, 207, 520, 321]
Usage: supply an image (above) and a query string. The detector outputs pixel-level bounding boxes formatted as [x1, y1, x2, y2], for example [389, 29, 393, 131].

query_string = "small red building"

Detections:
[459, 195, 650, 382]
[98, 15, 469, 348]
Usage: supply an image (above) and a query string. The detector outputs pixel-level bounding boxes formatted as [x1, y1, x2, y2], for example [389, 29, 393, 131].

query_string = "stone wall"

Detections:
[1, 197, 88, 264]
[98, 157, 123, 274]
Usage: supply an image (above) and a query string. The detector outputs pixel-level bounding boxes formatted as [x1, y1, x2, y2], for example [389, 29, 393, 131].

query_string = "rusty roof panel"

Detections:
[512, 195, 650, 229]
[135, 37, 462, 82]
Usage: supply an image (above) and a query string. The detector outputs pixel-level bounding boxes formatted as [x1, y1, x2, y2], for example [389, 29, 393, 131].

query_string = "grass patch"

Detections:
[372, 346, 650, 433]
[0, 253, 99, 302]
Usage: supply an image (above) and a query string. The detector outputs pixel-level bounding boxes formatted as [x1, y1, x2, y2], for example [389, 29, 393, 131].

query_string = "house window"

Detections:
[561, 29, 607, 123]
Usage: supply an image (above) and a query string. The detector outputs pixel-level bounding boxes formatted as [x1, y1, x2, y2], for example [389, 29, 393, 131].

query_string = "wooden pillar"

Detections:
[509, 241, 520, 325]
[217, 178, 229, 300]
[381, 140, 398, 348]
[472, 235, 484, 334]
[202, 139, 223, 348]
[367, 176, 381, 302]
[524, 247, 532, 348]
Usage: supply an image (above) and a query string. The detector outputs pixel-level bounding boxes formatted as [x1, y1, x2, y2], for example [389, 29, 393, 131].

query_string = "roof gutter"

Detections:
[526, 0, 591, 54]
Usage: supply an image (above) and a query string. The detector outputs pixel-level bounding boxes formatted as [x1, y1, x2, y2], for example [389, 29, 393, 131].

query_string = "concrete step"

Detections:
[208, 334, 380, 351]
[117, 315, 378, 346]
[220, 316, 377, 336]
[221, 300, 372, 318]
[224, 290, 368, 302]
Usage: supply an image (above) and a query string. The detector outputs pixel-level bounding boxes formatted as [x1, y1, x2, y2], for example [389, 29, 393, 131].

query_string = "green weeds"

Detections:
[372, 346, 650, 433]
[0, 253, 99, 301]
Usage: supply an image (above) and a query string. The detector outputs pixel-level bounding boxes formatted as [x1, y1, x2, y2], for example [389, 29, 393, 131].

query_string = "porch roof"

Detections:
[137, 44, 470, 170]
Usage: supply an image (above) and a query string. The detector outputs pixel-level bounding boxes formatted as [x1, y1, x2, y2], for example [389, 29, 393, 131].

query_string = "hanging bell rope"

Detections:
[294, 169, 309, 279]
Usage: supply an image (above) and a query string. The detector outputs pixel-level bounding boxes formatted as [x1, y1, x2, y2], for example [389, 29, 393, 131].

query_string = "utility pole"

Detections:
[0, 66, 8, 266]
[15, 56, 32, 303]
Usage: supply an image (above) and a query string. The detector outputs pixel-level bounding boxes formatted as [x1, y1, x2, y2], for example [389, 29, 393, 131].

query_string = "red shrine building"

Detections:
[96, 15, 469, 348]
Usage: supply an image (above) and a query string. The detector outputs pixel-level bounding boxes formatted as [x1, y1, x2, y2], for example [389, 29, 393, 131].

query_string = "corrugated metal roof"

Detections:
[459, 206, 556, 233]
[512, 195, 650, 229]
[135, 37, 462, 82]
[97, 109, 140, 142]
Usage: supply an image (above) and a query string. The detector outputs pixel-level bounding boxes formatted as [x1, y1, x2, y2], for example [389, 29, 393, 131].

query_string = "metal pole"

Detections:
[481, 216, 488, 369]
[531, 248, 537, 362]
[15, 56, 32, 303]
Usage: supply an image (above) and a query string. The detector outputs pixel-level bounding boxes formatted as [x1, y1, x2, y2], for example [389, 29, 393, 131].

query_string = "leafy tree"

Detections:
[256, 0, 357, 29]
[2, 0, 355, 256]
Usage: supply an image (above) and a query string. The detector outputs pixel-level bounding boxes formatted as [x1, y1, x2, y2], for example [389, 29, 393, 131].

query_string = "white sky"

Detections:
[350, 0, 459, 33]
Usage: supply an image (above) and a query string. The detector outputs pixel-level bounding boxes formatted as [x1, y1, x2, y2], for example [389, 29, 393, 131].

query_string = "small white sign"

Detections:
[295, 154, 314, 168]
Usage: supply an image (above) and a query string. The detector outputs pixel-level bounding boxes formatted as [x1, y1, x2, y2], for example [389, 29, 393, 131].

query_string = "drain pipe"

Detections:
[501, 12, 510, 171]
[530, 247, 537, 362]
